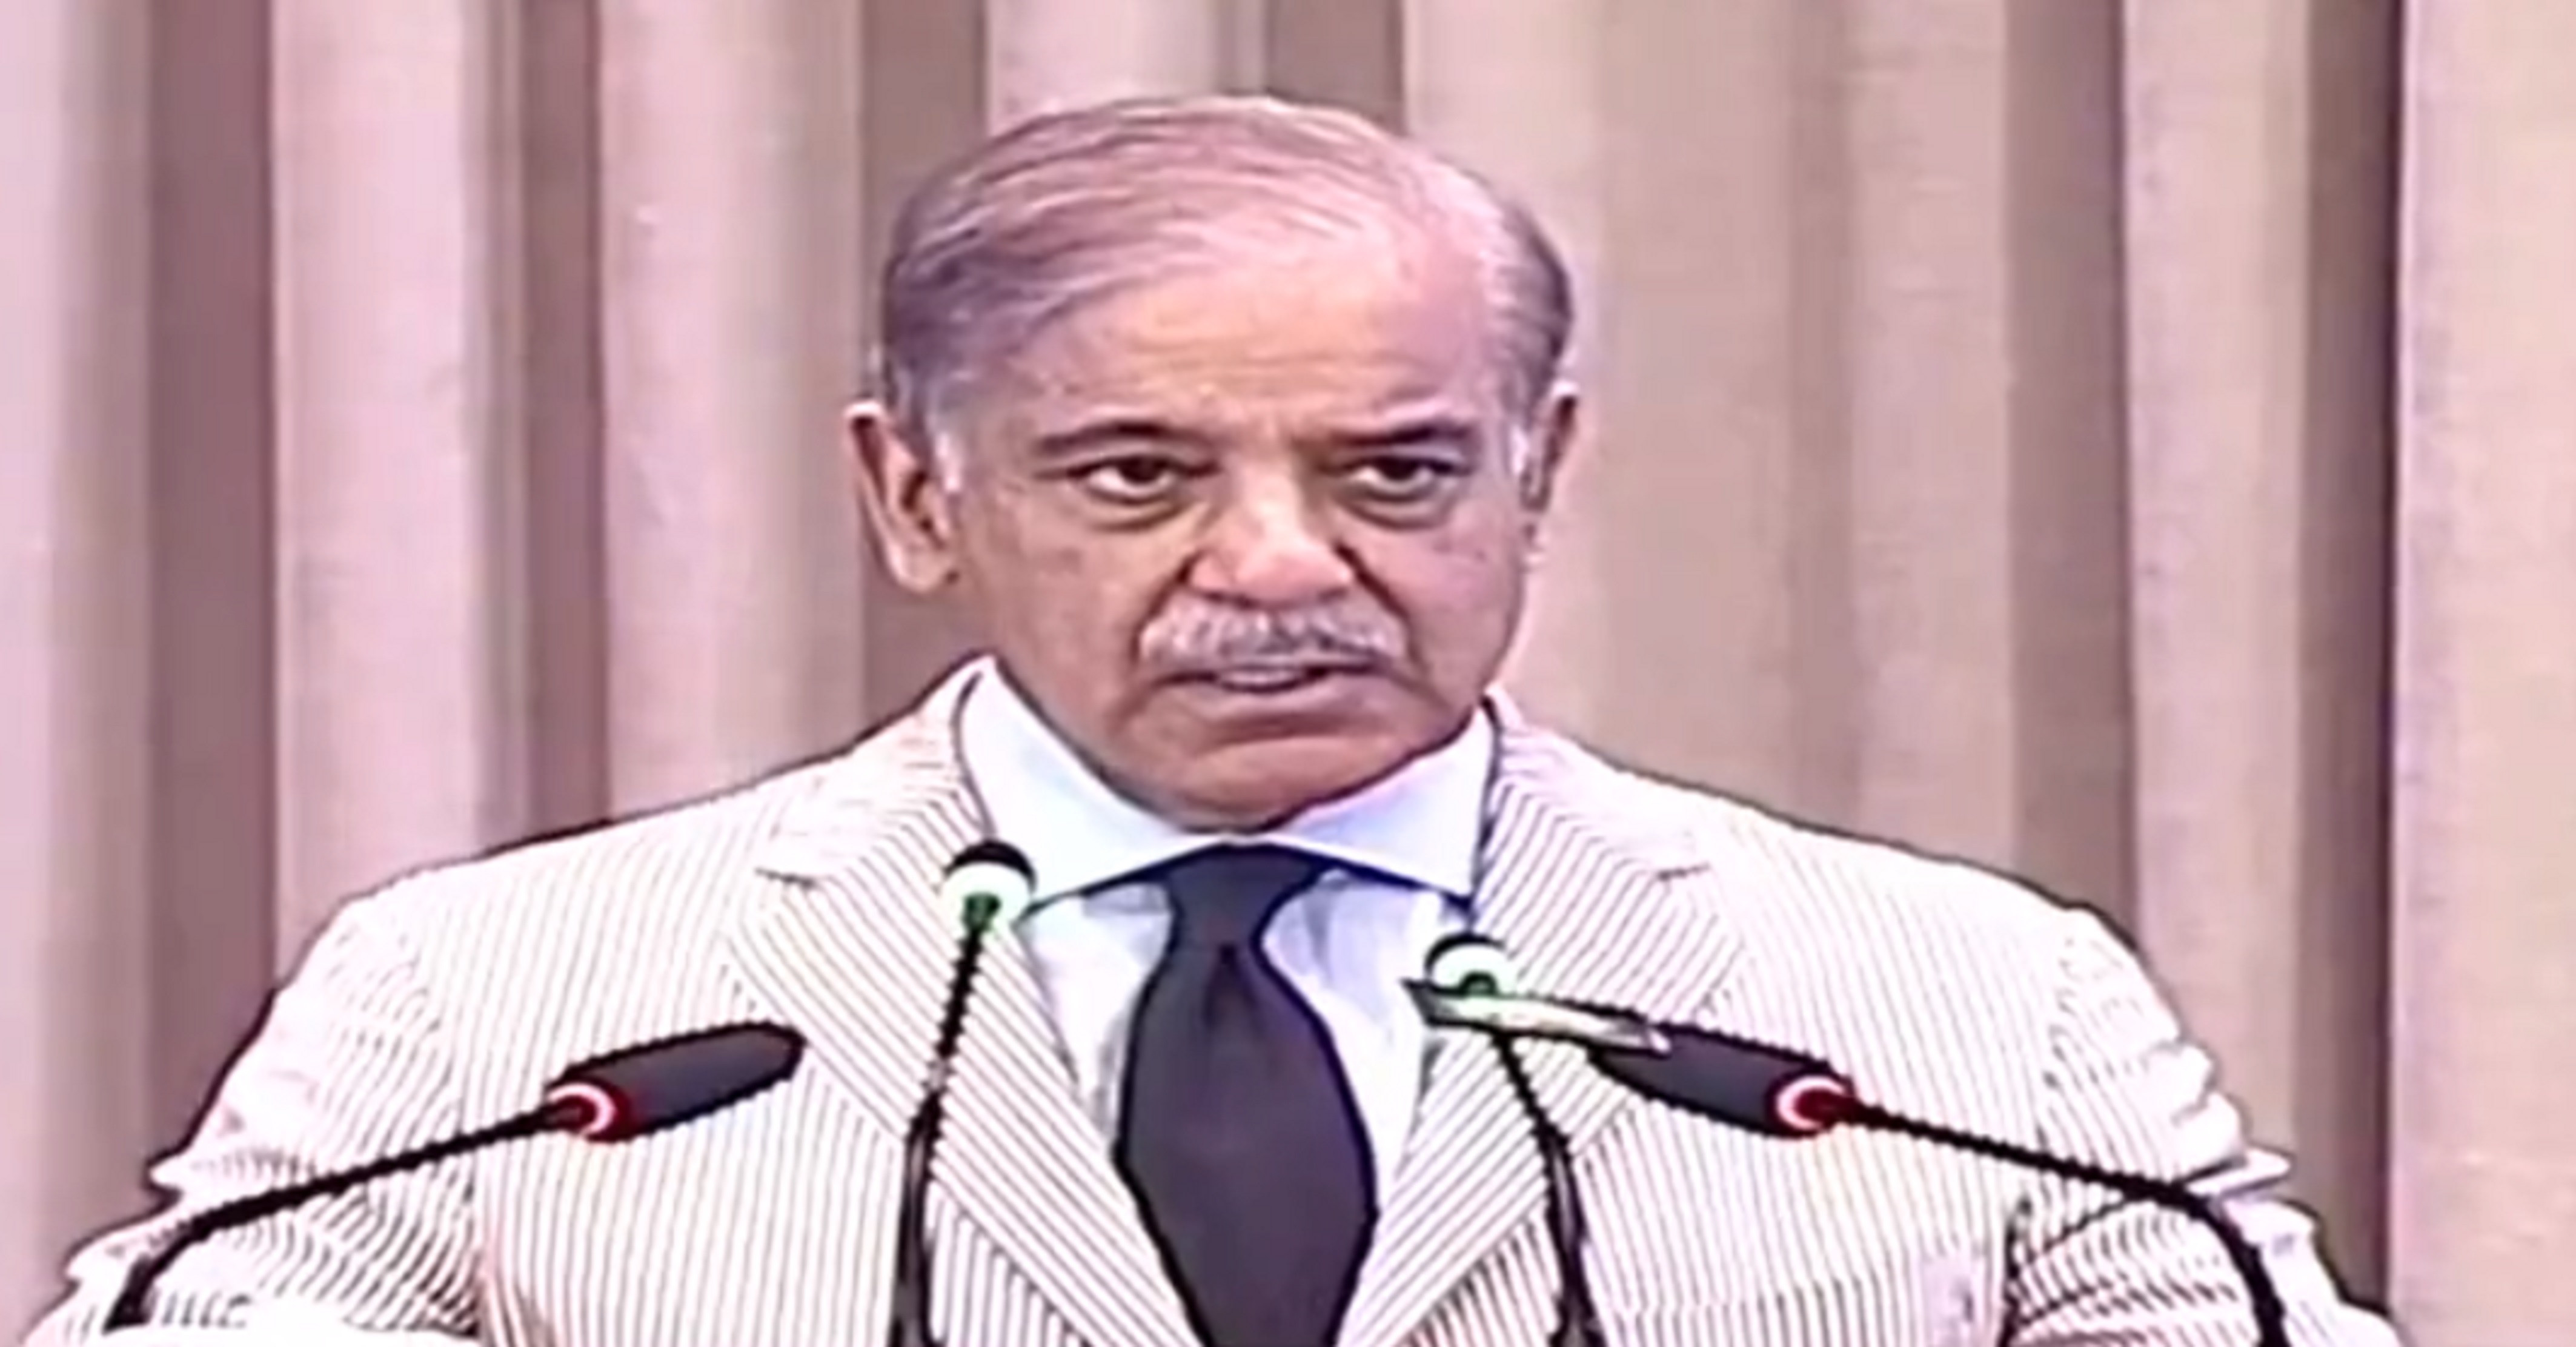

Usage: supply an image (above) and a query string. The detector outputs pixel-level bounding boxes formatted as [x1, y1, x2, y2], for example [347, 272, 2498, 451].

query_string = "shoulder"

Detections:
[368, 754, 836, 932]
[1524, 729, 2134, 1037]
[1526, 729, 2096, 953]
[1532, 734, 2155, 1124]
[268, 730, 929, 1096]
[320, 712, 942, 982]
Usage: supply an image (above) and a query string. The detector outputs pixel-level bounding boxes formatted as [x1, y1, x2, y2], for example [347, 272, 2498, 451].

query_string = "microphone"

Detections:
[885, 840, 1039, 1347]
[104, 1021, 805, 1329]
[1416, 935, 1605, 1347]
[1411, 947, 2291, 1347]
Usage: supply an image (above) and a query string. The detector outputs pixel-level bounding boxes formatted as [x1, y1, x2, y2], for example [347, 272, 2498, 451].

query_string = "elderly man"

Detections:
[24, 96, 2395, 1346]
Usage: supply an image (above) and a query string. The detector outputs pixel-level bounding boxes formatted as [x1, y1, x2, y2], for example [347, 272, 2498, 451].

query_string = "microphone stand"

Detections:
[1488, 1037, 1606, 1347]
[106, 1022, 804, 1329]
[886, 841, 1038, 1347]
[1410, 977, 2293, 1347]
[106, 1109, 566, 1328]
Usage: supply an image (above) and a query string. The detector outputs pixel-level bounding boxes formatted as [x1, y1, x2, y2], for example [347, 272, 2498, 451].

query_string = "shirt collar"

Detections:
[954, 658, 1492, 903]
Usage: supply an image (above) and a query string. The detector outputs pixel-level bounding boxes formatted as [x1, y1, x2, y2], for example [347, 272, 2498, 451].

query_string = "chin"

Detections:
[1106, 674, 1476, 827]
[1160, 735, 1418, 829]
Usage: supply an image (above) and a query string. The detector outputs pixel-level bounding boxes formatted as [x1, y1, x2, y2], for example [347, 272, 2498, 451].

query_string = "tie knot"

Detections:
[1156, 844, 1324, 949]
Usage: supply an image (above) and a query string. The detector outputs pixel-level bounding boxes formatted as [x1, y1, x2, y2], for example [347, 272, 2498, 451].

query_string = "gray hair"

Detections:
[872, 95, 1575, 477]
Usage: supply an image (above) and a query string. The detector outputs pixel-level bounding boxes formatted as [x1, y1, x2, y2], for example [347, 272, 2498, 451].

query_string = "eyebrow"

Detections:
[1027, 416, 1214, 460]
[1316, 414, 1484, 451]
[1024, 409, 1489, 459]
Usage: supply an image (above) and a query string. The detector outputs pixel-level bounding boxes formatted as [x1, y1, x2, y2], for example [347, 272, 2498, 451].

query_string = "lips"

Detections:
[1181, 661, 1376, 695]
[1207, 667, 1321, 693]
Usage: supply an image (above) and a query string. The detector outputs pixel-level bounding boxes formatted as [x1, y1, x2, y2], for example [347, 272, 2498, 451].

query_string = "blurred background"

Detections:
[5, 0, 2572, 1341]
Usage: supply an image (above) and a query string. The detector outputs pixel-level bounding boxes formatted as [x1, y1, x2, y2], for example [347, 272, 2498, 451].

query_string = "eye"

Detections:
[1341, 454, 1466, 503]
[1072, 454, 1196, 506]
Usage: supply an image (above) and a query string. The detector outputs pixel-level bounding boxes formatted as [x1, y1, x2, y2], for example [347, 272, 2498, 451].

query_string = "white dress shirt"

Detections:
[953, 662, 1489, 1193]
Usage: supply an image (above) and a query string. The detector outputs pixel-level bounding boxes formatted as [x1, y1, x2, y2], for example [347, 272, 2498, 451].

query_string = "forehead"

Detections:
[997, 235, 1501, 429]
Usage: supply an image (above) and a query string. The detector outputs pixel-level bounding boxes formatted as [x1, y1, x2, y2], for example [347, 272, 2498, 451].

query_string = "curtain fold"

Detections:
[4, 1, 2566, 1341]
[2387, 2, 2576, 1335]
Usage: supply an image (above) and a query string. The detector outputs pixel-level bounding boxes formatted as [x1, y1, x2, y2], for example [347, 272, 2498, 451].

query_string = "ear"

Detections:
[1516, 382, 1581, 516]
[846, 400, 960, 594]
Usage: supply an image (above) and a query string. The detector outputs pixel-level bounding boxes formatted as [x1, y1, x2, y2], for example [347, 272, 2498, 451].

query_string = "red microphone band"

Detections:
[542, 1081, 629, 1140]
[1771, 1073, 1861, 1136]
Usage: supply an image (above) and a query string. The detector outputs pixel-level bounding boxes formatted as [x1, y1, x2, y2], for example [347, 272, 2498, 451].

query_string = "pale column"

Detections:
[2119, 0, 2394, 1288]
[2389, 1, 2576, 1338]
[1261, 0, 1404, 127]
[1835, 0, 2031, 864]
[848, 4, 994, 724]
[1580, 0, 1819, 800]
[594, 1, 868, 810]
[986, 0, 1226, 126]
[272, 1, 522, 949]
[1402, 0, 1613, 738]
[0, 0, 153, 1328]
[142, 0, 291, 1171]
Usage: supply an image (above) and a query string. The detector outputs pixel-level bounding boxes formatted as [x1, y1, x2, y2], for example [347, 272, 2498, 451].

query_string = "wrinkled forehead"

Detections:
[978, 233, 1507, 437]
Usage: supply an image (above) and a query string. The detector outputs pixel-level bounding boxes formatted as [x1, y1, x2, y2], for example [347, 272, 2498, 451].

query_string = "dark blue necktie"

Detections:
[1115, 844, 1376, 1347]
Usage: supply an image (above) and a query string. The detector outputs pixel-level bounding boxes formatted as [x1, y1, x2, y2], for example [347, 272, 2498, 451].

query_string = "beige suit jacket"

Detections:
[22, 673, 2400, 1345]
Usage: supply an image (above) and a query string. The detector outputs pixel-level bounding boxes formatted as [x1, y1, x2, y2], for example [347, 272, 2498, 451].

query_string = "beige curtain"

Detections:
[5, 0, 2570, 1341]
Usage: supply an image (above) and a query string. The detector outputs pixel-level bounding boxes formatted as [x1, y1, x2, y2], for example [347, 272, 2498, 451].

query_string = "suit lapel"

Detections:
[1336, 707, 1747, 1347]
[723, 681, 1200, 1347]
[721, 681, 1742, 1347]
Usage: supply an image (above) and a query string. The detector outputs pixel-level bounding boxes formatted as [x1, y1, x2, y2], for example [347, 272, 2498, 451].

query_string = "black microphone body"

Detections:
[1586, 1024, 2293, 1347]
[102, 1022, 805, 1330]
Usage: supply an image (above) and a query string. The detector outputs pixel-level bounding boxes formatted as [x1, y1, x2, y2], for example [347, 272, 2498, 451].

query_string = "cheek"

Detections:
[1368, 528, 1530, 658]
[988, 538, 1120, 630]
[958, 524, 1166, 678]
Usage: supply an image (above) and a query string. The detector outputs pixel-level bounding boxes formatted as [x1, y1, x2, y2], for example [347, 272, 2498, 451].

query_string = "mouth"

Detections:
[1177, 663, 1378, 697]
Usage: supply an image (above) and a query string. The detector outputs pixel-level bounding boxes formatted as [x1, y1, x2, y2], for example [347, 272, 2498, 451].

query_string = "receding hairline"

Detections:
[871, 94, 1576, 448]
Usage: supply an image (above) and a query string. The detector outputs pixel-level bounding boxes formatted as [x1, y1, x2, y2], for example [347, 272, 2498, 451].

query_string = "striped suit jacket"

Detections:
[23, 672, 2399, 1346]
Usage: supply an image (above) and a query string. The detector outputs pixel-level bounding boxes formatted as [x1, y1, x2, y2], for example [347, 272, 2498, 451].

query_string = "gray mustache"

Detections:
[1138, 600, 1407, 671]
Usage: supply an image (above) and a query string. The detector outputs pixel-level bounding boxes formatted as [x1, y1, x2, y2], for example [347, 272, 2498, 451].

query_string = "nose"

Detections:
[1188, 474, 1356, 606]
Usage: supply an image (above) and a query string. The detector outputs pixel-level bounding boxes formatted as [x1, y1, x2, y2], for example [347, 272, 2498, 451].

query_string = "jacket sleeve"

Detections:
[18, 889, 480, 1344]
[2008, 911, 2405, 1346]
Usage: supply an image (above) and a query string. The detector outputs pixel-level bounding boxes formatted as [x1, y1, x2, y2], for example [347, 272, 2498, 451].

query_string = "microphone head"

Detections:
[1407, 982, 1674, 1054]
[1422, 932, 1519, 995]
[1410, 932, 1670, 1053]
[941, 839, 1037, 933]
[1587, 1024, 1857, 1139]
[542, 1022, 805, 1143]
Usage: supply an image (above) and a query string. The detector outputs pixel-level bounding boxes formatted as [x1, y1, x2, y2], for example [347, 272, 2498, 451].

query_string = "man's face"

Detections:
[854, 234, 1575, 829]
